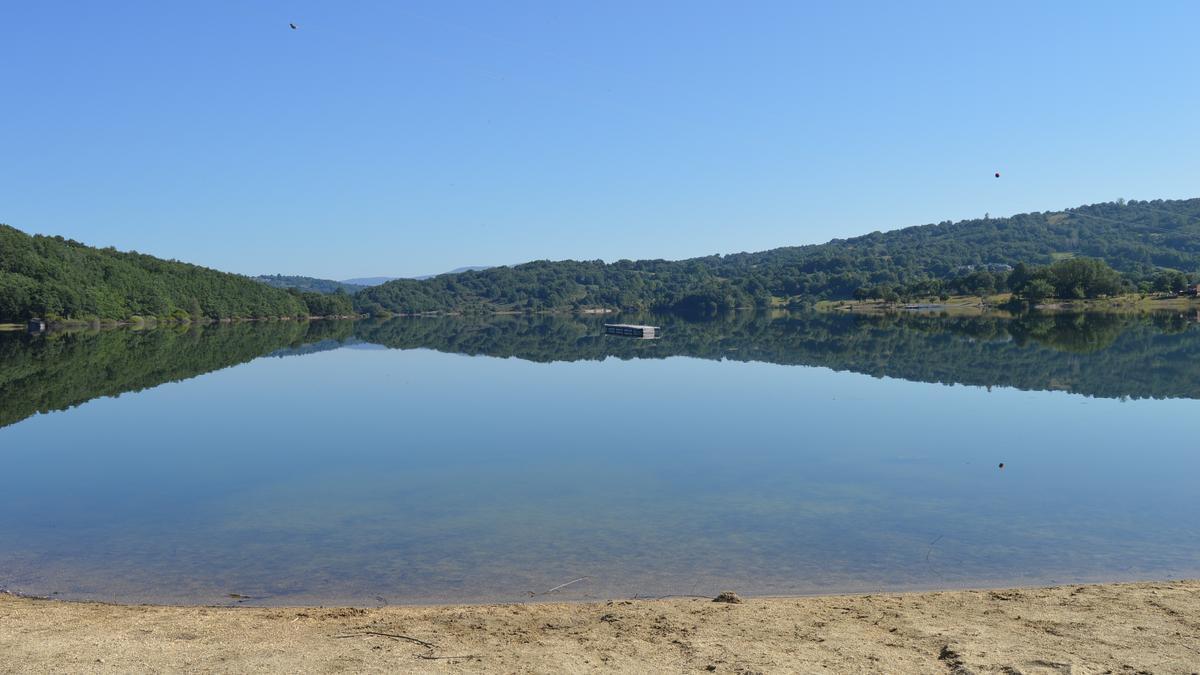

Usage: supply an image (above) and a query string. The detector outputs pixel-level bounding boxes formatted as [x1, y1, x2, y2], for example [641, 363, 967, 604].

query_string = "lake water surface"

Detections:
[1, 311, 1198, 605]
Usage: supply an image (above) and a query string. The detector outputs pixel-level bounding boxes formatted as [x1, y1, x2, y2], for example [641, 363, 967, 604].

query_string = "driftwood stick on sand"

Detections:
[333, 631, 437, 649]
[333, 631, 480, 661]
[528, 576, 589, 597]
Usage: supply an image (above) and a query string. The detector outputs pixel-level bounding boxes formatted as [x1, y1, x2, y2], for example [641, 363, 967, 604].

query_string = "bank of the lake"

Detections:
[816, 292, 1200, 316]
[2, 581, 1197, 673]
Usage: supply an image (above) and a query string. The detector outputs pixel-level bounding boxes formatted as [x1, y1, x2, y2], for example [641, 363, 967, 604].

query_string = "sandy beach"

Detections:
[2, 580, 1197, 673]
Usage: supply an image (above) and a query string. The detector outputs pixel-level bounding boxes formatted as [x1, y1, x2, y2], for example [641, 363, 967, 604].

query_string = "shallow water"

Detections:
[1, 312, 1198, 605]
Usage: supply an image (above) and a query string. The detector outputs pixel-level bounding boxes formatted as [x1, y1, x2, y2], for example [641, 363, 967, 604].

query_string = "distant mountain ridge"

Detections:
[349, 268, 493, 283]
[411, 266, 492, 280]
[258, 268, 495, 293]
[340, 276, 398, 286]
[256, 275, 366, 294]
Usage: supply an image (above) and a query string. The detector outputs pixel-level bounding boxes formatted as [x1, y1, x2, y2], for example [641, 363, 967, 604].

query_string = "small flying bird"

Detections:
[998, 462, 1005, 469]
[995, 172, 1000, 178]
[289, 23, 298, 30]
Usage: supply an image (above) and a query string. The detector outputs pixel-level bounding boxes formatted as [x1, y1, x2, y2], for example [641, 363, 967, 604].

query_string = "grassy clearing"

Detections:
[1040, 294, 1200, 312]
[814, 294, 1200, 316]
[815, 295, 1001, 315]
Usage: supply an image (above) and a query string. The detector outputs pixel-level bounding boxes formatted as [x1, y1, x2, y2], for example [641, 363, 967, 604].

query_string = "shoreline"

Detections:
[6, 294, 1197, 333]
[815, 292, 1200, 316]
[3, 570, 1194, 609]
[3, 580, 1196, 673]
[0, 315, 362, 333]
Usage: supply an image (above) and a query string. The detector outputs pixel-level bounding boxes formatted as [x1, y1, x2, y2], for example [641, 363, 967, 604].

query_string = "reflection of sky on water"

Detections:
[1, 334, 1197, 605]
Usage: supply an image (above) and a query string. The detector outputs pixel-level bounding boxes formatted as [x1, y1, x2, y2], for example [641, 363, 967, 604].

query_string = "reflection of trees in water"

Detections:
[0, 321, 354, 428]
[1008, 313, 1127, 353]
[358, 311, 1200, 400]
[2, 311, 1198, 431]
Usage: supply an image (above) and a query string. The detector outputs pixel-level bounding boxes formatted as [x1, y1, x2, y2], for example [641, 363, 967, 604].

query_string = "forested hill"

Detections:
[4, 198, 1197, 321]
[0, 225, 354, 322]
[255, 274, 367, 295]
[355, 198, 1200, 314]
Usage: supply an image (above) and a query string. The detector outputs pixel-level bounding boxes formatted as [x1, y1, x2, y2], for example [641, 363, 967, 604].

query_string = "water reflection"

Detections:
[5, 310, 1198, 432]
[358, 310, 1200, 399]
[0, 311, 1197, 605]
[0, 321, 354, 429]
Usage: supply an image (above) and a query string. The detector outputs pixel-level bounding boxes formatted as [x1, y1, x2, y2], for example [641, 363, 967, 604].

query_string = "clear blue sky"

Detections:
[2, 1, 1198, 279]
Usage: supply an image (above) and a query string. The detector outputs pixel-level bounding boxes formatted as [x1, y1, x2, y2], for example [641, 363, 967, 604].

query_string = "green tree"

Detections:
[1020, 278, 1055, 304]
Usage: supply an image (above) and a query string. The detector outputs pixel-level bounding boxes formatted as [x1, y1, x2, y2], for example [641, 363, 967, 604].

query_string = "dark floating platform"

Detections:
[604, 324, 661, 339]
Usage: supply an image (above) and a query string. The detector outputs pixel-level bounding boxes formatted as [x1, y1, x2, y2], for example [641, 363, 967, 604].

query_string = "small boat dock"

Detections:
[604, 324, 661, 339]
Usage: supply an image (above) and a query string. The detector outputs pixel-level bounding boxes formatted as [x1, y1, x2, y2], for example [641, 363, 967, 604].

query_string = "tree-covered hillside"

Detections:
[4, 198, 1197, 321]
[0, 225, 354, 322]
[255, 274, 367, 295]
[356, 198, 1200, 314]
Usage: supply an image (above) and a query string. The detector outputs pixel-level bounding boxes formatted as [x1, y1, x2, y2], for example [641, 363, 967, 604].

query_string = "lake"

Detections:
[1, 311, 1198, 606]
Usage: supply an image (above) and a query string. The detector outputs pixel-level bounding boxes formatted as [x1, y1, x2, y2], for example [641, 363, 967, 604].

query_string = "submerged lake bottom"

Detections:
[1, 313, 1198, 605]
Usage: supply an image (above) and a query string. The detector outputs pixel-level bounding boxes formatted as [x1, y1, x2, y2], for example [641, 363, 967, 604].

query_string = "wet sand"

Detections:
[2, 580, 1198, 673]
